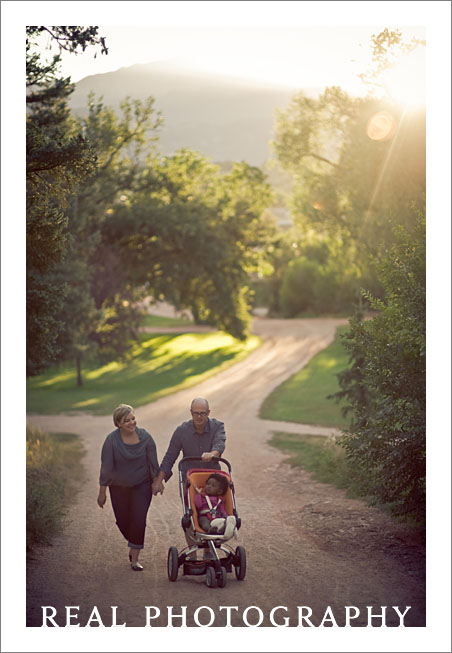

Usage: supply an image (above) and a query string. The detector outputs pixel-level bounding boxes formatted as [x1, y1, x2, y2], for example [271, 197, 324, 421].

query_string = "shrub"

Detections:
[279, 246, 362, 316]
[332, 216, 425, 523]
[279, 256, 317, 316]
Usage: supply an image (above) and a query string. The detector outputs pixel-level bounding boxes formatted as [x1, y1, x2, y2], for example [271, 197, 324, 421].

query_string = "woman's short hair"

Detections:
[113, 404, 134, 427]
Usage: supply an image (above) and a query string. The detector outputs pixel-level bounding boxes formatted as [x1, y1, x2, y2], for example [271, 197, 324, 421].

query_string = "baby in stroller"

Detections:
[194, 473, 237, 539]
[167, 456, 246, 586]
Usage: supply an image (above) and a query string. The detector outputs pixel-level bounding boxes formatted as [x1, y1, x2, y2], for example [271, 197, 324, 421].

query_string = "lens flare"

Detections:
[382, 47, 426, 108]
[366, 111, 396, 141]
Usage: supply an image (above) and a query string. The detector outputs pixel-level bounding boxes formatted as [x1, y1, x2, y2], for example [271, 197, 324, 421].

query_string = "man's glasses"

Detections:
[191, 411, 208, 417]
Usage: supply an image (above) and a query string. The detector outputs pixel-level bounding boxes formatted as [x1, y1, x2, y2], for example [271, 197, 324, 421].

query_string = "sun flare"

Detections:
[381, 47, 426, 108]
[366, 111, 397, 141]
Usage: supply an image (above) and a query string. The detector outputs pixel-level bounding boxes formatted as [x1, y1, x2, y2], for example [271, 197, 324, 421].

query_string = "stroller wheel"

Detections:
[234, 545, 246, 580]
[167, 546, 179, 581]
[217, 565, 227, 588]
[206, 566, 217, 588]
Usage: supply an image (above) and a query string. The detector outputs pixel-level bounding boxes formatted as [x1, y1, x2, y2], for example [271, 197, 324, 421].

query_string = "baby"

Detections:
[194, 473, 236, 538]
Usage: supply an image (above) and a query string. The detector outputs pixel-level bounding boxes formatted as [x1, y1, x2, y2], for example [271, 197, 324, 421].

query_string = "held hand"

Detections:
[152, 479, 165, 496]
[201, 452, 215, 462]
[97, 493, 106, 509]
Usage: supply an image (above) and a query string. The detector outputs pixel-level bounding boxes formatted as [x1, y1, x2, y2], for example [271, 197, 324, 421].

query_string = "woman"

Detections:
[97, 404, 161, 571]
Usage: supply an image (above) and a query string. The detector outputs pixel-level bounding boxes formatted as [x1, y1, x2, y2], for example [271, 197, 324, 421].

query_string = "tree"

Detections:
[277, 232, 362, 317]
[270, 30, 426, 311]
[53, 94, 163, 379]
[52, 259, 100, 386]
[100, 149, 274, 339]
[48, 94, 273, 385]
[357, 28, 425, 91]
[273, 86, 425, 256]
[332, 215, 426, 522]
[30, 74, 273, 383]
[26, 26, 108, 376]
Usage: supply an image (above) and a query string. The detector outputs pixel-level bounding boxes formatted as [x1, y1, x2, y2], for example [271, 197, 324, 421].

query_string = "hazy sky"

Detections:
[24, 7, 431, 106]
[17, 1, 436, 107]
[35, 24, 425, 96]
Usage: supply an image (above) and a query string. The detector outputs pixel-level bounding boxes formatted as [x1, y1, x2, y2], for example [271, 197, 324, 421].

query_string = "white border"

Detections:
[2, 2, 450, 652]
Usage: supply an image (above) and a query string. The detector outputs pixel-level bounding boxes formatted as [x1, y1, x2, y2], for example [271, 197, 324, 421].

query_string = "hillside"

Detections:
[69, 60, 318, 166]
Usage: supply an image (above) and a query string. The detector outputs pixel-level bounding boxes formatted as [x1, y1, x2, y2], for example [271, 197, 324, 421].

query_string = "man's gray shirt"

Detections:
[160, 417, 226, 480]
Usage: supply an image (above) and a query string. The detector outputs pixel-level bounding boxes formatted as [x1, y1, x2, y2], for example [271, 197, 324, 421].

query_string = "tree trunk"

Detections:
[76, 353, 83, 387]
[191, 303, 200, 325]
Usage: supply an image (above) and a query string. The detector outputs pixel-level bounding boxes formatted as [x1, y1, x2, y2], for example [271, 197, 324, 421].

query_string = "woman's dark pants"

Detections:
[109, 480, 152, 549]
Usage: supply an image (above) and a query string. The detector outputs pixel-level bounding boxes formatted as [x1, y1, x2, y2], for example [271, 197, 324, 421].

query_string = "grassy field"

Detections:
[26, 426, 85, 553]
[259, 326, 350, 428]
[268, 431, 353, 489]
[142, 314, 193, 327]
[27, 331, 261, 415]
[262, 325, 358, 494]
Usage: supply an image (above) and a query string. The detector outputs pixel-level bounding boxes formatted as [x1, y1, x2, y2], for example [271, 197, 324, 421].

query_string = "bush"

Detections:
[26, 426, 85, 552]
[279, 247, 362, 317]
[279, 256, 317, 316]
[332, 216, 425, 523]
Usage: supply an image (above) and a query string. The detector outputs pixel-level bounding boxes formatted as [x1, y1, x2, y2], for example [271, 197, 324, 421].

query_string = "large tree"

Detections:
[99, 149, 274, 340]
[53, 94, 163, 377]
[273, 86, 425, 257]
[267, 29, 426, 314]
[47, 94, 273, 385]
[26, 26, 108, 376]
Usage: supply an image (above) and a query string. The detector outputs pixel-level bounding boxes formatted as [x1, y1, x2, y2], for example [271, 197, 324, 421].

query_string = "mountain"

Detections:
[69, 60, 318, 166]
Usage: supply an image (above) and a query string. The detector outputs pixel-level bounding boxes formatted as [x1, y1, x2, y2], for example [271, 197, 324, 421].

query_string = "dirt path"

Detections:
[26, 318, 425, 628]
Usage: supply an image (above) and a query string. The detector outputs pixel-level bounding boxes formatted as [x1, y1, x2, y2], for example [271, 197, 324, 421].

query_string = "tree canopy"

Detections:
[96, 149, 274, 340]
[26, 26, 275, 380]
[273, 86, 425, 255]
[264, 30, 425, 316]
[26, 26, 108, 376]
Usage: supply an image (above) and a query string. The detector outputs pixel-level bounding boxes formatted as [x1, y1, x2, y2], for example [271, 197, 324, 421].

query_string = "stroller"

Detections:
[167, 456, 246, 588]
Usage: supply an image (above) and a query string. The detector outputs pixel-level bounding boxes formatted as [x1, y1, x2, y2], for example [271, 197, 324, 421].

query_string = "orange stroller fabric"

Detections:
[186, 469, 234, 532]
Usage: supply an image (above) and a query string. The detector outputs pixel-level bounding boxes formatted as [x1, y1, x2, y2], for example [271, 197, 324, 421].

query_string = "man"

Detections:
[152, 397, 226, 558]
[152, 397, 226, 494]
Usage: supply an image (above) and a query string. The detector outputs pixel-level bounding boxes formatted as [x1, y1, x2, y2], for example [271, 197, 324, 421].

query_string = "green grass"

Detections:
[26, 426, 85, 553]
[264, 327, 425, 528]
[27, 331, 261, 415]
[268, 431, 353, 489]
[142, 314, 193, 327]
[259, 326, 350, 428]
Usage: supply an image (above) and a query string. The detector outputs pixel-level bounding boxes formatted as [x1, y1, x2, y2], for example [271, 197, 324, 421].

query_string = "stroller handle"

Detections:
[178, 456, 232, 473]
